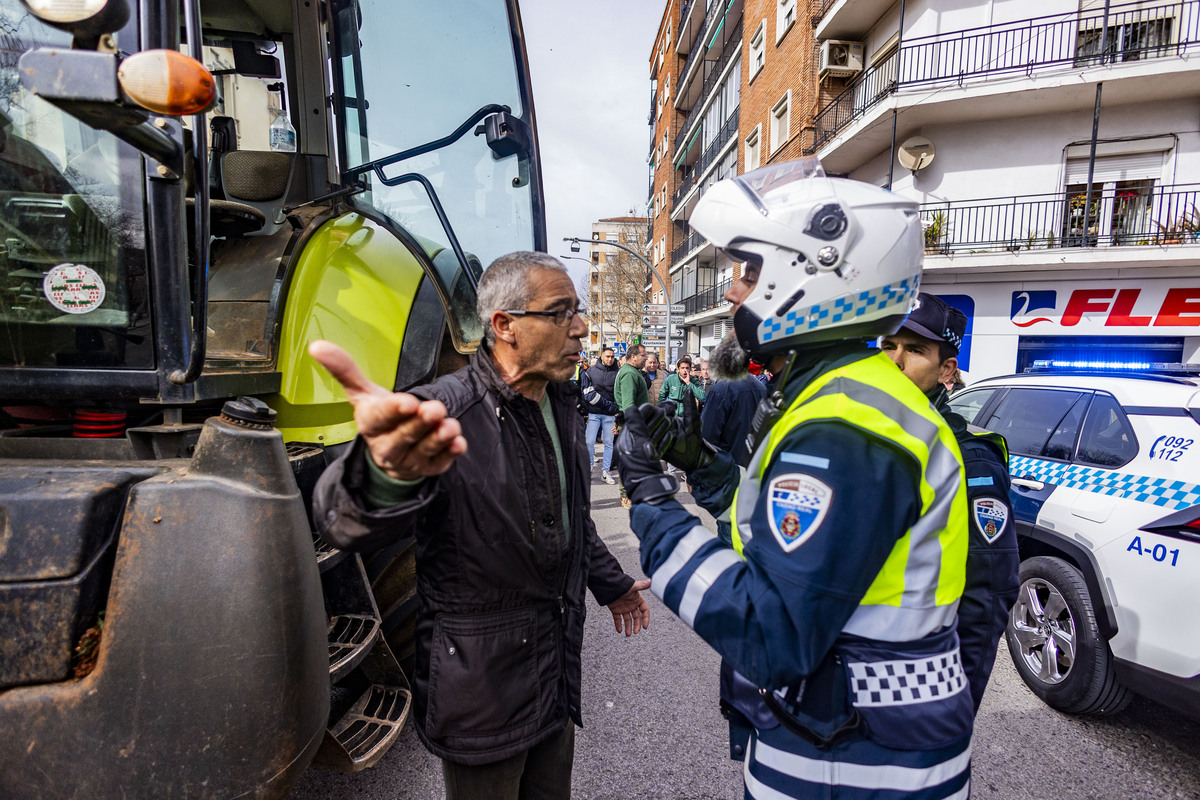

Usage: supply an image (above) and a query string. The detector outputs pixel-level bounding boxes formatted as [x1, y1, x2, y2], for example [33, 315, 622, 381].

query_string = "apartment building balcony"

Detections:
[812, 0, 1200, 173]
[677, 0, 705, 54]
[672, 106, 739, 220]
[815, 0, 898, 41]
[681, 277, 734, 322]
[670, 229, 715, 274]
[675, 18, 743, 152]
[677, 0, 743, 111]
[918, 182, 1200, 276]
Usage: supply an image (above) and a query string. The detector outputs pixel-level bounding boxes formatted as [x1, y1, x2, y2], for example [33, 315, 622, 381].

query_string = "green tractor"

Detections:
[0, 0, 544, 795]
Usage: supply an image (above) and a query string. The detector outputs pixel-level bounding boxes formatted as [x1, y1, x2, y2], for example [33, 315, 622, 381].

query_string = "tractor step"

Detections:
[315, 681, 412, 772]
[313, 530, 349, 572]
[327, 613, 379, 683]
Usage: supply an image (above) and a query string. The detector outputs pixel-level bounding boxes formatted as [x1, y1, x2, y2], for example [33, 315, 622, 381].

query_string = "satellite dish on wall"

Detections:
[898, 136, 936, 174]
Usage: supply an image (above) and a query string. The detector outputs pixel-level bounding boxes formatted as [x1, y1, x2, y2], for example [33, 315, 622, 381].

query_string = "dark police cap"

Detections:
[901, 293, 966, 353]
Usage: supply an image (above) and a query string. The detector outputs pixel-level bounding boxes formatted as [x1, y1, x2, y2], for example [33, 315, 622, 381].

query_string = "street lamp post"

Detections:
[559, 253, 602, 351]
[565, 236, 675, 361]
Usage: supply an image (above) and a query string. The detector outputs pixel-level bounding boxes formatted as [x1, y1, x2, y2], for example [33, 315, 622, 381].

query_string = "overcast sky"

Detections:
[519, 0, 663, 281]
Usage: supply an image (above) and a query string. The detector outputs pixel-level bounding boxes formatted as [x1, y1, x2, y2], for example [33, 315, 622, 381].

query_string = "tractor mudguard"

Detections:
[0, 410, 328, 799]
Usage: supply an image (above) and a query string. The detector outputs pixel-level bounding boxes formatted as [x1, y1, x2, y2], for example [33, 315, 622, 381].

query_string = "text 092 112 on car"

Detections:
[949, 367, 1200, 719]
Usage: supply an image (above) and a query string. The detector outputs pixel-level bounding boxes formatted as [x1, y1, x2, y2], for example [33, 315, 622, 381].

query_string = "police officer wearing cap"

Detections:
[616, 160, 974, 800]
[881, 293, 1020, 712]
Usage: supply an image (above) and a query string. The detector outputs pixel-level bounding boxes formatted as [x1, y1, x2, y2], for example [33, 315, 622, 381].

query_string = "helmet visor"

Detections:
[732, 158, 826, 214]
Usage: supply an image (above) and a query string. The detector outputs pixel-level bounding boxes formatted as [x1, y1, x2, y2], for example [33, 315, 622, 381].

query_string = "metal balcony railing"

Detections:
[813, 0, 838, 24]
[683, 277, 733, 316]
[672, 106, 739, 214]
[672, 229, 707, 266]
[674, 18, 743, 155]
[672, 165, 698, 210]
[918, 183, 1200, 255]
[813, 0, 1200, 152]
[678, 0, 726, 96]
[695, 105, 738, 177]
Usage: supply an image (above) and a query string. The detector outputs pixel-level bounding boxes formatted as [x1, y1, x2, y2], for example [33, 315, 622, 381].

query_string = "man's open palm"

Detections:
[309, 340, 467, 480]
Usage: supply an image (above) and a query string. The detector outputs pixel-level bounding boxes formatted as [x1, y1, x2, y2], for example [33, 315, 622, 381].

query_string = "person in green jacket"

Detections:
[614, 344, 649, 412]
[661, 355, 705, 404]
[613, 344, 649, 508]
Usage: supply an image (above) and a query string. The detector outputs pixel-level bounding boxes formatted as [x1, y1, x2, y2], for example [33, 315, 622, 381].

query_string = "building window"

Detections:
[749, 22, 766, 80]
[1076, 14, 1173, 65]
[770, 92, 790, 154]
[664, 73, 670, 102]
[1060, 149, 1165, 246]
[745, 125, 761, 172]
[776, 0, 796, 43]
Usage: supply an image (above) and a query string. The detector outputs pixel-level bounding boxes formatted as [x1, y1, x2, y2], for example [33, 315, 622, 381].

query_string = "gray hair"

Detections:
[477, 251, 569, 345]
[709, 333, 751, 381]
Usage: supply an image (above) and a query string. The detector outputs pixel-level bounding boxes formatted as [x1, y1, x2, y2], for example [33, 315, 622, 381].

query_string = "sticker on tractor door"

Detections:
[43, 264, 105, 314]
[972, 497, 1009, 544]
[766, 473, 832, 552]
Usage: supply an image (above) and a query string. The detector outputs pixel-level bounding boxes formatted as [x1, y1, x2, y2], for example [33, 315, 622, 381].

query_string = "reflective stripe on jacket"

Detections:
[731, 352, 968, 642]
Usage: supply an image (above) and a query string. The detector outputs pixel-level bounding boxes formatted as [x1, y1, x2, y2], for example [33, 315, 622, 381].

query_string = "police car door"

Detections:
[1091, 396, 1200, 681]
[979, 387, 1090, 538]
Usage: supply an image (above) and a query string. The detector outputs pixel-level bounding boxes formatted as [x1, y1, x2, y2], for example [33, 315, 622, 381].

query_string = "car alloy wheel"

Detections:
[1010, 576, 1076, 685]
[1005, 556, 1131, 715]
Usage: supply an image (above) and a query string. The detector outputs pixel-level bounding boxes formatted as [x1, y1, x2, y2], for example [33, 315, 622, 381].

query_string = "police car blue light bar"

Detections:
[1029, 359, 1200, 375]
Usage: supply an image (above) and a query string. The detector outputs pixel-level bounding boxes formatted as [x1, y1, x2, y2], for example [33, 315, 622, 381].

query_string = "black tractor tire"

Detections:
[1005, 555, 1131, 716]
[364, 535, 418, 676]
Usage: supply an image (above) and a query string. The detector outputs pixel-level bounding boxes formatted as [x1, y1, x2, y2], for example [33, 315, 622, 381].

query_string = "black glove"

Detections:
[658, 391, 717, 474]
[616, 408, 679, 504]
[640, 400, 679, 457]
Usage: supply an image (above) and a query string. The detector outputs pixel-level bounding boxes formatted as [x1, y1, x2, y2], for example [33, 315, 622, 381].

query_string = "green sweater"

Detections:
[614, 363, 650, 413]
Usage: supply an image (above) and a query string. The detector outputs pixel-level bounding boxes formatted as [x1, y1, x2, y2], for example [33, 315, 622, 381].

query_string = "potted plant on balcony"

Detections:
[1153, 208, 1198, 245]
[1156, 205, 1200, 244]
[923, 211, 947, 254]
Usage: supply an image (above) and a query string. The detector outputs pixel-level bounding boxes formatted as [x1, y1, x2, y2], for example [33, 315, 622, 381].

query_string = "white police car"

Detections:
[949, 369, 1200, 718]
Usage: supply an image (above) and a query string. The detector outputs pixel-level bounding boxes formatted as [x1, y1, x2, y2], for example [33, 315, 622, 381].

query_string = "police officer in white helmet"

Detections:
[616, 160, 973, 799]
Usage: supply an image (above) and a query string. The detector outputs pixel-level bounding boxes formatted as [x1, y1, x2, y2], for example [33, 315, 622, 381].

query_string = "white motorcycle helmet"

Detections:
[690, 158, 922, 357]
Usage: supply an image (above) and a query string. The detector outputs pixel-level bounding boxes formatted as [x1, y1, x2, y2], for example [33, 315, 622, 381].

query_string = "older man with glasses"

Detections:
[309, 251, 650, 800]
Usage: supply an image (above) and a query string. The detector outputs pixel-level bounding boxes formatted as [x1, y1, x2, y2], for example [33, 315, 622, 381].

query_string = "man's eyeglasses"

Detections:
[504, 306, 588, 327]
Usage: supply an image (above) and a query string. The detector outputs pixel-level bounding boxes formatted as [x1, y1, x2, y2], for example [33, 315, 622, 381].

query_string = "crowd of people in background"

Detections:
[576, 341, 771, 503]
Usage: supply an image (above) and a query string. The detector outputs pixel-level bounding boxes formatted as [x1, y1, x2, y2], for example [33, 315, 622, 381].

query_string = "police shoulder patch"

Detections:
[972, 497, 1009, 544]
[766, 472, 833, 553]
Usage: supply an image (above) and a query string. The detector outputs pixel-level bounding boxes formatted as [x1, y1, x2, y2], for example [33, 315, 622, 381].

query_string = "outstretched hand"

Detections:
[309, 340, 467, 480]
[608, 579, 651, 636]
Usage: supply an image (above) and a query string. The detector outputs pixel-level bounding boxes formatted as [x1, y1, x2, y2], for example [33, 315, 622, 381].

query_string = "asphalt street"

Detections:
[292, 471, 1200, 800]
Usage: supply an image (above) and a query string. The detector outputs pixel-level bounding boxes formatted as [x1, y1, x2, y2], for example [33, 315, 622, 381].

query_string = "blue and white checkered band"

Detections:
[943, 327, 963, 349]
[848, 650, 967, 707]
[759, 276, 918, 343]
[1009, 456, 1200, 510]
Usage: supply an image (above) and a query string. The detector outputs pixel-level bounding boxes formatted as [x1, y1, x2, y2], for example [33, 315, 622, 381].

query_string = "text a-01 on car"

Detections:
[949, 368, 1200, 720]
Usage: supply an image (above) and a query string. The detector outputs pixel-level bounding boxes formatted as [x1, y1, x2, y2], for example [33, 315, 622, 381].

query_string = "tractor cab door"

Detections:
[330, 0, 546, 351]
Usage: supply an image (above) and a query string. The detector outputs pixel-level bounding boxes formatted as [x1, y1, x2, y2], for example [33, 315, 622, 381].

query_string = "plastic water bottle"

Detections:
[269, 109, 297, 152]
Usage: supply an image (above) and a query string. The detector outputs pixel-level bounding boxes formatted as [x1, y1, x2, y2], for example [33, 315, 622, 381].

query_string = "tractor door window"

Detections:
[0, 0, 151, 369]
[332, 0, 539, 347]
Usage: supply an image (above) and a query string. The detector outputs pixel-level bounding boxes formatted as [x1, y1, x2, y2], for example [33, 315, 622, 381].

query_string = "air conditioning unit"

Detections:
[819, 40, 865, 79]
